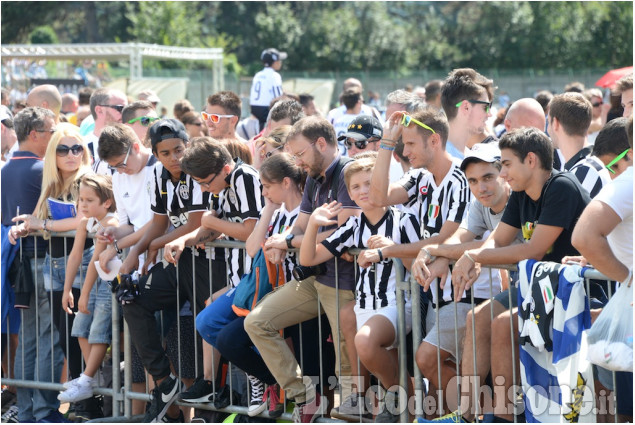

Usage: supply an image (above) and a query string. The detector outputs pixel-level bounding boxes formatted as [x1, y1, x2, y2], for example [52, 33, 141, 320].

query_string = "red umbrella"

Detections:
[595, 66, 633, 88]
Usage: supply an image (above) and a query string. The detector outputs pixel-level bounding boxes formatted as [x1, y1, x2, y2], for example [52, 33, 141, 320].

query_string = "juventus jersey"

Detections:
[214, 161, 264, 287]
[322, 207, 421, 310]
[266, 204, 300, 282]
[150, 163, 209, 228]
[398, 160, 471, 302]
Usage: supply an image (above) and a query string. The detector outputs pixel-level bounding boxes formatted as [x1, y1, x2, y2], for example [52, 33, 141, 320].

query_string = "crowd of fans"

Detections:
[0, 49, 633, 424]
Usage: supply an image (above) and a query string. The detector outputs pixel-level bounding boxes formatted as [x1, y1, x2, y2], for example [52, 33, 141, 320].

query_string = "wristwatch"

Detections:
[285, 233, 295, 249]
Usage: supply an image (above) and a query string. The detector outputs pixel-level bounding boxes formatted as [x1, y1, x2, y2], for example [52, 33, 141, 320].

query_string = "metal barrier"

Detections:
[2, 233, 626, 423]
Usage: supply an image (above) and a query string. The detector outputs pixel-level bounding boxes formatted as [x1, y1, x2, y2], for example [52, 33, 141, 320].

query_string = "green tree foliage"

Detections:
[1, 1, 632, 73]
[29, 25, 59, 44]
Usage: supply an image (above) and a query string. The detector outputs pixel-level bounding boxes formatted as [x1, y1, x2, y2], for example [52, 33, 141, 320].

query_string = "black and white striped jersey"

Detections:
[322, 207, 421, 310]
[214, 161, 264, 287]
[265, 203, 300, 282]
[150, 163, 209, 228]
[570, 155, 611, 198]
[398, 160, 471, 240]
[398, 160, 471, 303]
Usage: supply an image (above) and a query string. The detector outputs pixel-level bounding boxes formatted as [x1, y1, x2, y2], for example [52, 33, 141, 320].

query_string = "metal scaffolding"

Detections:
[0, 42, 224, 92]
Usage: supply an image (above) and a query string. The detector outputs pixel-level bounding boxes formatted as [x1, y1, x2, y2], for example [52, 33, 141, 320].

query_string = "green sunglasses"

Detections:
[128, 116, 160, 127]
[605, 148, 630, 174]
[400, 114, 436, 134]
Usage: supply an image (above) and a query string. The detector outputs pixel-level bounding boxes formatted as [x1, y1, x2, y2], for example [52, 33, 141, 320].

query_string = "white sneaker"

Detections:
[63, 377, 81, 389]
[58, 379, 94, 403]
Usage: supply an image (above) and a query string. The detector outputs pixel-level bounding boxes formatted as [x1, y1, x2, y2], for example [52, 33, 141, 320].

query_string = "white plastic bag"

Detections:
[586, 283, 633, 372]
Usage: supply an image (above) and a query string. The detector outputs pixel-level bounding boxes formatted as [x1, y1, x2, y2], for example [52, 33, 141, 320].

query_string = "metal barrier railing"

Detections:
[2, 232, 624, 422]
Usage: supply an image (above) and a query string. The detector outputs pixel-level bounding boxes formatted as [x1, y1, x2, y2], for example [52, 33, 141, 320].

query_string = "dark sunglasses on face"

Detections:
[344, 137, 379, 150]
[56, 144, 84, 157]
[99, 104, 125, 113]
[592, 101, 604, 107]
[128, 116, 160, 127]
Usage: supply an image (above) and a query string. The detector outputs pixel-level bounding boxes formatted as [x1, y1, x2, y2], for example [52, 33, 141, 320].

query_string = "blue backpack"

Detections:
[232, 247, 285, 316]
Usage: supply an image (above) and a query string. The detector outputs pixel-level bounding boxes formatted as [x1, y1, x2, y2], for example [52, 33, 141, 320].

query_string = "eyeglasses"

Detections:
[35, 128, 56, 134]
[56, 144, 84, 157]
[196, 173, 219, 189]
[99, 104, 125, 113]
[344, 137, 379, 150]
[128, 116, 159, 127]
[400, 114, 437, 134]
[605, 148, 630, 174]
[107, 145, 132, 172]
[201, 112, 234, 123]
[456, 99, 492, 113]
[264, 145, 285, 159]
[291, 141, 316, 161]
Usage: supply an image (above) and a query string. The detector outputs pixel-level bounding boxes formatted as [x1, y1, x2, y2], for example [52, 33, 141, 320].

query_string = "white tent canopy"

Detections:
[1, 42, 224, 92]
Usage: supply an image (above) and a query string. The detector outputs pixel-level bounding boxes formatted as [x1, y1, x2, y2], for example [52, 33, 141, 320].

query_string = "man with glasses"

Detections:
[366, 108, 470, 417]
[549, 92, 611, 197]
[87, 88, 128, 175]
[2, 107, 66, 422]
[95, 123, 157, 272]
[591, 117, 632, 179]
[245, 116, 360, 423]
[441, 68, 495, 160]
[203, 91, 242, 141]
[122, 100, 159, 145]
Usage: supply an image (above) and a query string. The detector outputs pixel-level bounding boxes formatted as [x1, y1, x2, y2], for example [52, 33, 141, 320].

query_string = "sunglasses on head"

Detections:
[344, 137, 379, 150]
[128, 116, 160, 127]
[400, 114, 437, 134]
[605, 148, 630, 174]
[56, 144, 84, 157]
[201, 112, 234, 123]
[456, 99, 492, 113]
[99, 104, 125, 113]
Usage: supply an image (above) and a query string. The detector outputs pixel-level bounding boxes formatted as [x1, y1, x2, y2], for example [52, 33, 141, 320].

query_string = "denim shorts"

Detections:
[43, 246, 94, 292]
[71, 278, 113, 344]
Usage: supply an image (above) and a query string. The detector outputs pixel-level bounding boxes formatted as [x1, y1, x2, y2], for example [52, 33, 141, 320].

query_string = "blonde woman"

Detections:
[12, 123, 95, 390]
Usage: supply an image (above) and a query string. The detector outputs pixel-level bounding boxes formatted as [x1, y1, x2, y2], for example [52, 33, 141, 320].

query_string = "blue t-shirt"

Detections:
[1, 150, 46, 255]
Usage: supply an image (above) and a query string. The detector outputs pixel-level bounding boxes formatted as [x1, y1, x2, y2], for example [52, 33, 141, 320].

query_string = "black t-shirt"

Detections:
[501, 170, 591, 262]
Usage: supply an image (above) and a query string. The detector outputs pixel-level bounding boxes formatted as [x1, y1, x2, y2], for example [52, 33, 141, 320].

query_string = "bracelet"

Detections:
[420, 247, 432, 261]
[42, 219, 48, 231]
[464, 251, 476, 264]
[113, 239, 123, 255]
[377, 248, 384, 262]
[380, 143, 395, 151]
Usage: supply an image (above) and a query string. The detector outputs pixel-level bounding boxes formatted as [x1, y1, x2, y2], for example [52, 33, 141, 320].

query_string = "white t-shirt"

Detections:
[112, 155, 157, 231]
[327, 104, 380, 124]
[593, 166, 633, 271]
[250, 67, 283, 107]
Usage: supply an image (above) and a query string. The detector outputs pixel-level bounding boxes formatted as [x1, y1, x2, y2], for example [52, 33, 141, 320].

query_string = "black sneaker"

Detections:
[73, 396, 104, 423]
[143, 374, 182, 423]
[179, 376, 216, 403]
[1, 390, 16, 413]
[246, 374, 266, 417]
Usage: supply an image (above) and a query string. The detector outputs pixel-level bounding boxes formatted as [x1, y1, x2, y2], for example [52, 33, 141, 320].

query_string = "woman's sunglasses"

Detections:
[56, 144, 84, 157]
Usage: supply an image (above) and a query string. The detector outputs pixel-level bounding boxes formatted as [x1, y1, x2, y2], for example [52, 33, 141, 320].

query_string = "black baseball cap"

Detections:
[337, 115, 383, 142]
[261, 48, 288, 66]
[149, 118, 188, 149]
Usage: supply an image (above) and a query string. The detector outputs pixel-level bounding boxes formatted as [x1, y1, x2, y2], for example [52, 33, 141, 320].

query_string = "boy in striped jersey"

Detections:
[165, 137, 263, 405]
[300, 154, 421, 422]
[549, 92, 611, 197]
[118, 119, 211, 423]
